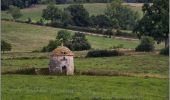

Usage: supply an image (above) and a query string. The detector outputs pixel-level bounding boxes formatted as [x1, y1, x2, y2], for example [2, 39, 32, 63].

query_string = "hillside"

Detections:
[2, 3, 143, 22]
[2, 21, 141, 52]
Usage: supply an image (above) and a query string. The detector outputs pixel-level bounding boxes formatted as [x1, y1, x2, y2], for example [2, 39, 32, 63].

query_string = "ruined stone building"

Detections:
[49, 44, 74, 75]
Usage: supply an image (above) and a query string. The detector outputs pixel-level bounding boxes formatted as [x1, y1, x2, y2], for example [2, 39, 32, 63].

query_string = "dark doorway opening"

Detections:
[62, 65, 67, 74]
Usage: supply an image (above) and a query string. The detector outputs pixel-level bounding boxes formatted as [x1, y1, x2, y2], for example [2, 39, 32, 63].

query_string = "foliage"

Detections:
[1, 0, 39, 10]
[42, 4, 63, 23]
[133, 0, 169, 48]
[64, 4, 90, 27]
[56, 30, 72, 43]
[26, 18, 32, 23]
[66, 32, 91, 51]
[41, 30, 71, 52]
[1, 40, 12, 53]
[124, 0, 152, 3]
[86, 49, 123, 57]
[160, 47, 169, 56]
[105, 0, 139, 30]
[90, 15, 114, 28]
[135, 36, 154, 52]
[8, 5, 22, 20]
[41, 30, 90, 52]
[41, 40, 59, 52]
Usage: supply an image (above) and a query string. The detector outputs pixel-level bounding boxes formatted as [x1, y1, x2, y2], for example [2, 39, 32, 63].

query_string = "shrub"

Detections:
[66, 32, 91, 51]
[86, 50, 124, 57]
[135, 36, 155, 52]
[1, 40, 12, 53]
[8, 5, 22, 20]
[36, 19, 44, 25]
[41, 40, 59, 52]
[26, 18, 32, 23]
[160, 47, 169, 56]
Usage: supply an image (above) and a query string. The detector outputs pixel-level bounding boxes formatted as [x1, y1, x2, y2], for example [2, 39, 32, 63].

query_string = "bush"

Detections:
[160, 47, 169, 56]
[135, 36, 155, 52]
[26, 18, 32, 23]
[41, 40, 59, 52]
[66, 32, 91, 51]
[86, 50, 124, 57]
[1, 40, 12, 53]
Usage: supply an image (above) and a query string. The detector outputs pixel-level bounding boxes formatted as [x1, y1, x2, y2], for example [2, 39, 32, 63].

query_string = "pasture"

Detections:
[2, 21, 141, 52]
[2, 52, 168, 77]
[2, 75, 168, 100]
[1, 3, 168, 100]
[2, 21, 164, 52]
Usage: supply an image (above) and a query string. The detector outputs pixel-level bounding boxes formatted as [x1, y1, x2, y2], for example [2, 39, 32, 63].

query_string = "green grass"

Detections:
[2, 21, 142, 52]
[2, 53, 168, 76]
[86, 35, 139, 49]
[2, 3, 143, 22]
[2, 75, 168, 100]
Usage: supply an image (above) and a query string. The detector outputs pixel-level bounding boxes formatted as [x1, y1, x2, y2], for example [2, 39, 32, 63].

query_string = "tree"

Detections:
[56, 30, 72, 43]
[90, 15, 114, 28]
[135, 36, 155, 52]
[1, 40, 12, 53]
[42, 30, 71, 52]
[64, 4, 90, 27]
[42, 4, 63, 23]
[105, 0, 139, 30]
[66, 32, 91, 51]
[133, 0, 169, 48]
[8, 5, 22, 20]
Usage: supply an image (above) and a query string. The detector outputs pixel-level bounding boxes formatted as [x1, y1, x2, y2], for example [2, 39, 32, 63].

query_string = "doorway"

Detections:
[62, 65, 67, 74]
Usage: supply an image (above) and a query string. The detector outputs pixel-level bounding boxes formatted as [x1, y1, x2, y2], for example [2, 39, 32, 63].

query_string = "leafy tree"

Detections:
[133, 0, 169, 48]
[41, 40, 59, 52]
[42, 30, 71, 52]
[8, 5, 22, 20]
[42, 4, 63, 23]
[105, 0, 139, 30]
[66, 32, 91, 51]
[135, 36, 155, 52]
[64, 4, 90, 27]
[1, 0, 39, 10]
[56, 30, 72, 43]
[1, 40, 12, 53]
[90, 15, 114, 28]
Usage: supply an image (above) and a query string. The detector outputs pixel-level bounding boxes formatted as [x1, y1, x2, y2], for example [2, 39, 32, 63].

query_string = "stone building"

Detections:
[49, 44, 74, 75]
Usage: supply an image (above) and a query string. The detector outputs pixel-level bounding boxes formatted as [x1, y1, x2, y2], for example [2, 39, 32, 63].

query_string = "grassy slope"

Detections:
[2, 75, 168, 100]
[2, 53, 168, 76]
[2, 21, 141, 52]
[2, 3, 143, 22]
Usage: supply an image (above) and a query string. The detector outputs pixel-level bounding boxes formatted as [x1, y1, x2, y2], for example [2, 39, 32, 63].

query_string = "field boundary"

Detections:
[2, 19, 138, 40]
[2, 67, 168, 79]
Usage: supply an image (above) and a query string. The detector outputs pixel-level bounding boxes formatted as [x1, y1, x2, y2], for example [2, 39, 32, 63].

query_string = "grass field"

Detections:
[1, 3, 168, 99]
[2, 21, 142, 52]
[2, 53, 168, 76]
[2, 3, 143, 22]
[2, 75, 168, 100]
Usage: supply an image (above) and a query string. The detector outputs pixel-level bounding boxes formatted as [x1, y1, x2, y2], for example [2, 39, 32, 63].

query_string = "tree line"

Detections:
[41, 1, 139, 30]
[1, 0, 40, 10]
[2, 0, 153, 10]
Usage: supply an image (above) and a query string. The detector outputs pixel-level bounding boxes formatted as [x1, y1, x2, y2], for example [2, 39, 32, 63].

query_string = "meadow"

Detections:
[2, 52, 169, 77]
[2, 3, 143, 22]
[1, 3, 169, 100]
[2, 75, 168, 100]
[2, 21, 141, 52]
[2, 21, 164, 52]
